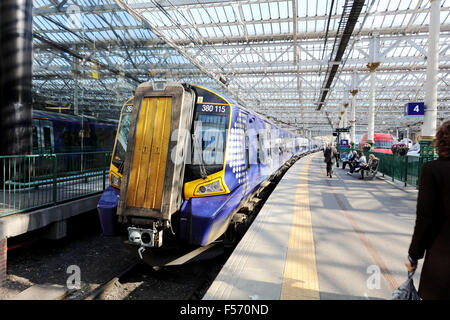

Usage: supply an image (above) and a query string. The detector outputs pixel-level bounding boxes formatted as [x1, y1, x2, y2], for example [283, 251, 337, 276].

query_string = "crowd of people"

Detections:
[323, 143, 379, 179]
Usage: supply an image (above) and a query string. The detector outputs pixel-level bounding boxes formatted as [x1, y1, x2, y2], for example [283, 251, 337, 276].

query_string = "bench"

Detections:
[359, 160, 379, 180]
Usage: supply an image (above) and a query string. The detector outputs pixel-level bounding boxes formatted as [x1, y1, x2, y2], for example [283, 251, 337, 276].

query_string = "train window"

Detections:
[374, 140, 393, 149]
[185, 104, 230, 181]
[257, 133, 265, 164]
[192, 113, 228, 166]
[32, 126, 38, 151]
[111, 105, 133, 172]
[43, 127, 51, 149]
[266, 125, 272, 159]
[245, 135, 250, 169]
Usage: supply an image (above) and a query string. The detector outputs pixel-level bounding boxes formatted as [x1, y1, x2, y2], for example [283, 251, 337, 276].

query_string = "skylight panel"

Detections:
[269, 2, 279, 18]
[247, 24, 255, 36]
[279, 1, 289, 19]
[298, 20, 307, 32]
[207, 7, 220, 24]
[272, 22, 280, 34]
[307, 20, 316, 32]
[189, 8, 203, 24]
[199, 8, 211, 24]
[416, 12, 429, 25]
[387, 0, 399, 11]
[254, 23, 264, 36]
[383, 14, 394, 27]
[258, 3, 269, 20]
[251, 3, 261, 21]
[308, 0, 317, 17]
[211, 26, 221, 38]
[242, 4, 252, 21]
[398, 0, 411, 11]
[223, 6, 235, 22]
[372, 15, 384, 28]
[441, 10, 449, 24]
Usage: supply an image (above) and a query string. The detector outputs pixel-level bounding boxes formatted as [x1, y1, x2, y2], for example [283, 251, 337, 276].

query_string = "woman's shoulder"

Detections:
[422, 158, 450, 172]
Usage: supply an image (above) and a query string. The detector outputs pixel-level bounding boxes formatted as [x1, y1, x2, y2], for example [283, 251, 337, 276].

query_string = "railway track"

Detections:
[67, 152, 314, 301]
[4, 152, 315, 301]
[83, 261, 141, 300]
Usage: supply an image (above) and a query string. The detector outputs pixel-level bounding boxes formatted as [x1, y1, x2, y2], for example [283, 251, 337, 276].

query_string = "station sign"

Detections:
[340, 139, 349, 147]
[335, 127, 350, 133]
[404, 102, 424, 117]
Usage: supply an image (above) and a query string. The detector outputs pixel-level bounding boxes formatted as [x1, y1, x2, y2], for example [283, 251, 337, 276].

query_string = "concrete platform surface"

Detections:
[9, 284, 68, 300]
[0, 194, 101, 239]
[204, 153, 421, 300]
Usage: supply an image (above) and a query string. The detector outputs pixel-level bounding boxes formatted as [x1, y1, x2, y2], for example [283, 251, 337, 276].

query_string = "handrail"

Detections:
[1, 151, 112, 218]
[361, 150, 431, 188]
[0, 151, 110, 159]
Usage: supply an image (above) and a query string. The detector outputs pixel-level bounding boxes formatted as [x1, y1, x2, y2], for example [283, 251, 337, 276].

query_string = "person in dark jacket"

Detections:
[323, 143, 337, 178]
[406, 120, 450, 299]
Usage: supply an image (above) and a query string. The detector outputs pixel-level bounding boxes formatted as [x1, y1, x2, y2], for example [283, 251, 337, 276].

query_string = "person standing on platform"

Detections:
[406, 120, 450, 300]
[334, 145, 340, 168]
[323, 143, 337, 179]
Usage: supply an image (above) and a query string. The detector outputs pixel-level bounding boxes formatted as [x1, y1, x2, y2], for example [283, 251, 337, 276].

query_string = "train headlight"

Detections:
[195, 180, 223, 195]
[111, 173, 121, 188]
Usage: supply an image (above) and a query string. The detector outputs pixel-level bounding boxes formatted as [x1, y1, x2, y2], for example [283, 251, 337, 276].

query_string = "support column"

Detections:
[367, 62, 380, 147]
[343, 102, 349, 141]
[0, 0, 33, 156]
[0, 238, 6, 284]
[73, 57, 80, 115]
[350, 88, 358, 148]
[420, 0, 440, 159]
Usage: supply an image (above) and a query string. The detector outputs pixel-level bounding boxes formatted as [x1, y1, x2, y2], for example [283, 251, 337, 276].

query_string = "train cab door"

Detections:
[32, 119, 40, 154]
[246, 116, 258, 192]
[40, 120, 55, 154]
[32, 119, 54, 154]
[240, 113, 249, 197]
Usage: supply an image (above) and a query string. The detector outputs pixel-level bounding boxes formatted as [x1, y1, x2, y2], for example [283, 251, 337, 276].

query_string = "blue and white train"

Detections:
[98, 81, 319, 265]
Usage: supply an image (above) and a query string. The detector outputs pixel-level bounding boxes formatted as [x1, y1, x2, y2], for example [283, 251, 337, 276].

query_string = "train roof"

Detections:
[361, 132, 394, 140]
[33, 109, 117, 125]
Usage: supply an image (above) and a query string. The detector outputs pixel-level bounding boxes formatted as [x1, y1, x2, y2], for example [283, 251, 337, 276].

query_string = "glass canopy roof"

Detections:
[33, 0, 450, 136]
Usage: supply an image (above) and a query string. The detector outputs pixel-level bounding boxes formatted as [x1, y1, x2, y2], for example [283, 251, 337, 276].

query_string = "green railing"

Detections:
[362, 151, 433, 188]
[0, 151, 111, 218]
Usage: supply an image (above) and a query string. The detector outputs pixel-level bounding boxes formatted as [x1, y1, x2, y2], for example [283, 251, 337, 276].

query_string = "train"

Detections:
[360, 133, 395, 154]
[32, 109, 117, 154]
[98, 81, 320, 266]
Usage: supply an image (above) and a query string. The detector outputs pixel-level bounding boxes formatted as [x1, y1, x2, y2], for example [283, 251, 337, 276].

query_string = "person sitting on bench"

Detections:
[342, 150, 357, 170]
[359, 154, 379, 179]
[347, 152, 366, 175]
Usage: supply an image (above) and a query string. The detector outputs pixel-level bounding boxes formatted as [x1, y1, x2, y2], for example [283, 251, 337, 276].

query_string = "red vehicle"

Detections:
[360, 133, 394, 154]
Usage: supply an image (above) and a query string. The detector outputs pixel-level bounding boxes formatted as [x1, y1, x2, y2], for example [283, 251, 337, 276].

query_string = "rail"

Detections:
[0, 151, 111, 218]
[361, 151, 435, 188]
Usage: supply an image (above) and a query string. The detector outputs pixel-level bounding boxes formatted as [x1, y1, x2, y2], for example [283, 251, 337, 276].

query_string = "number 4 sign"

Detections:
[404, 102, 425, 117]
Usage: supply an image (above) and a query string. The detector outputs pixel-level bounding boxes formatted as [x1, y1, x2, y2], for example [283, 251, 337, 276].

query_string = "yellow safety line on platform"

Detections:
[281, 154, 320, 300]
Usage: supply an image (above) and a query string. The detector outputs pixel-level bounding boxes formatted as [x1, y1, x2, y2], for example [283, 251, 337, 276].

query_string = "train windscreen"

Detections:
[374, 140, 393, 149]
[112, 104, 133, 172]
[186, 104, 229, 181]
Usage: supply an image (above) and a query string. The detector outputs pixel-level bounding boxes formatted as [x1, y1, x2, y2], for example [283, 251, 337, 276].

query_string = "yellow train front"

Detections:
[99, 81, 311, 266]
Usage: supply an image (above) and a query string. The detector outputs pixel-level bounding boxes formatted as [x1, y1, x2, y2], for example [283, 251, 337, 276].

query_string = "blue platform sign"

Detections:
[404, 102, 425, 117]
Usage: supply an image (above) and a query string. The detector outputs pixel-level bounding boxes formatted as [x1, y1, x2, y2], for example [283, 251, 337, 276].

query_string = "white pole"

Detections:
[367, 67, 377, 143]
[343, 103, 349, 140]
[367, 35, 380, 146]
[422, 0, 440, 140]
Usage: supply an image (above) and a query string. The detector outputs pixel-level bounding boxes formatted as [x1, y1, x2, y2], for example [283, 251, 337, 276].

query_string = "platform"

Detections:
[204, 152, 420, 300]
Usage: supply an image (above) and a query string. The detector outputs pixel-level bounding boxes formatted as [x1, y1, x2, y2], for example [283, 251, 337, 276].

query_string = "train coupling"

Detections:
[127, 226, 163, 249]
